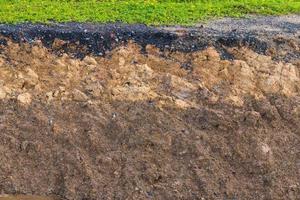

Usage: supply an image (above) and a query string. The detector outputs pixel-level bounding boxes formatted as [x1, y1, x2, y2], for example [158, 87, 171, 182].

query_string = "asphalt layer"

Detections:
[0, 15, 299, 61]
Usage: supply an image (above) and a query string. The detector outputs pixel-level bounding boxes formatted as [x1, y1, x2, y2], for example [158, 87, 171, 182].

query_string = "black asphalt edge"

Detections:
[0, 23, 298, 62]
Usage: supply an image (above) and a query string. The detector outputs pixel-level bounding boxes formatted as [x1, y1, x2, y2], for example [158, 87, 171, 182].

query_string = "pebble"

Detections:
[83, 56, 98, 65]
[73, 89, 88, 102]
[46, 91, 54, 102]
[24, 68, 39, 87]
[261, 143, 271, 154]
[17, 93, 32, 105]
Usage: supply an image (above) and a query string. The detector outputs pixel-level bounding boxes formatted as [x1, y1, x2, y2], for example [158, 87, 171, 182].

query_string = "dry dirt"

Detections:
[0, 38, 299, 200]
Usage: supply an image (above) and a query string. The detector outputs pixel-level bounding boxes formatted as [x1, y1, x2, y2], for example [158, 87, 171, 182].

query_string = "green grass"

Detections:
[0, 0, 300, 25]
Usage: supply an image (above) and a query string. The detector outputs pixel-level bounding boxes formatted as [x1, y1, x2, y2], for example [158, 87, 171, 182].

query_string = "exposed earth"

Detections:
[0, 16, 299, 200]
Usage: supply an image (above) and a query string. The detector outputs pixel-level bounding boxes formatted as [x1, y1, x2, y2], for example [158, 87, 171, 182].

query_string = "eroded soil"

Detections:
[0, 37, 299, 200]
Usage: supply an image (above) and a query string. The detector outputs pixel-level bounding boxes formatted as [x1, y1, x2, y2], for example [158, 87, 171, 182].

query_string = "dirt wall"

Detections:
[0, 24, 299, 200]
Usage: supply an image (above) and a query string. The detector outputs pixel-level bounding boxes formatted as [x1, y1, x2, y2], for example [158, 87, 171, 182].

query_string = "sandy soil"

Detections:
[0, 33, 299, 200]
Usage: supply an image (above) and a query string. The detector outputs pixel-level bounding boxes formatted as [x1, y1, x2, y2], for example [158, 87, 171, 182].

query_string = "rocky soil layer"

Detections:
[0, 17, 300, 200]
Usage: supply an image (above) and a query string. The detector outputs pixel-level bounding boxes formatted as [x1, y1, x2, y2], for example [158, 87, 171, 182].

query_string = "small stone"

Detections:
[83, 56, 97, 65]
[53, 90, 59, 97]
[292, 106, 300, 117]
[24, 68, 39, 87]
[113, 171, 119, 176]
[261, 143, 271, 154]
[52, 39, 66, 49]
[17, 72, 24, 79]
[17, 93, 32, 105]
[206, 47, 220, 60]
[85, 83, 103, 98]
[227, 95, 244, 107]
[119, 57, 126, 66]
[52, 123, 63, 135]
[34, 84, 42, 91]
[73, 89, 88, 102]
[175, 99, 191, 108]
[59, 86, 66, 92]
[243, 111, 260, 126]
[46, 91, 54, 102]
[25, 68, 39, 80]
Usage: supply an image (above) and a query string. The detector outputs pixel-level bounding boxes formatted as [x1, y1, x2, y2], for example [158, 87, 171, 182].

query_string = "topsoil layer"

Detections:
[0, 17, 300, 200]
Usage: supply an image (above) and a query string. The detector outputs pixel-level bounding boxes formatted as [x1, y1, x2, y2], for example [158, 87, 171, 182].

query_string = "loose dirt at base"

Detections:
[0, 195, 56, 200]
[0, 24, 300, 200]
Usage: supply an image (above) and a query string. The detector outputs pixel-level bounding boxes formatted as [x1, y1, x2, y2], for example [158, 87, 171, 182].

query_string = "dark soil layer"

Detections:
[0, 21, 299, 200]
[0, 19, 300, 62]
